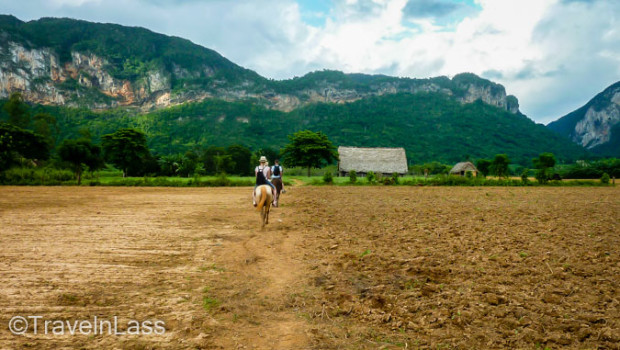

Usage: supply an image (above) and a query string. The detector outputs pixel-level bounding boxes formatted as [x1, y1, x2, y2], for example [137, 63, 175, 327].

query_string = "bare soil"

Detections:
[0, 186, 618, 349]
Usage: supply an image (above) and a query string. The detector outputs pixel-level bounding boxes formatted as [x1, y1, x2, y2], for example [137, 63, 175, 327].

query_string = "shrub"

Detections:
[0, 167, 74, 185]
[382, 177, 394, 185]
[211, 174, 232, 187]
[392, 172, 400, 184]
[323, 171, 333, 184]
[521, 168, 530, 184]
[192, 173, 202, 187]
[349, 170, 357, 183]
[366, 171, 376, 184]
[601, 173, 610, 184]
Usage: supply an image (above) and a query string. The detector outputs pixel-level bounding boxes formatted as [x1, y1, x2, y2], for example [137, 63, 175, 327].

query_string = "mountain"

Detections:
[0, 15, 591, 165]
[547, 81, 620, 157]
[0, 15, 519, 113]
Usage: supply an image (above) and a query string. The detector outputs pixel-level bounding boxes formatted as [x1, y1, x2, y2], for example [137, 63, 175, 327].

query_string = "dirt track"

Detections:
[0, 186, 618, 349]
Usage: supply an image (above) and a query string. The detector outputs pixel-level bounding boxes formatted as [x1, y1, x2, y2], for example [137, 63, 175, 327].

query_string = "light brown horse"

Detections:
[254, 185, 273, 227]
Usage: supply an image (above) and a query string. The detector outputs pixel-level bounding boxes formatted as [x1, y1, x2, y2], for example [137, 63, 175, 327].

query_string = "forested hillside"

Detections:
[4, 92, 588, 166]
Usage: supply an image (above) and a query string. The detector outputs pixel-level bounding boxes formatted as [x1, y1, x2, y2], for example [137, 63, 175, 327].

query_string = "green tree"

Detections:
[32, 113, 59, 149]
[3, 92, 30, 129]
[533, 152, 556, 184]
[253, 148, 279, 167]
[490, 154, 510, 178]
[227, 144, 252, 175]
[57, 138, 104, 185]
[0, 122, 50, 171]
[177, 151, 198, 177]
[281, 130, 338, 176]
[101, 128, 151, 177]
[158, 154, 182, 176]
[476, 159, 492, 177]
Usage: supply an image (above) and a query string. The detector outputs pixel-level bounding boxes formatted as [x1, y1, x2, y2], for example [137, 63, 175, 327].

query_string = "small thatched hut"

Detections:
[338, 147, 408, 176]
[450, 161, 479, 177]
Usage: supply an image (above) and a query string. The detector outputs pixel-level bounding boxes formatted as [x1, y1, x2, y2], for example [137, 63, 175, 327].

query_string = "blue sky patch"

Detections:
[297, 0, 331, 27]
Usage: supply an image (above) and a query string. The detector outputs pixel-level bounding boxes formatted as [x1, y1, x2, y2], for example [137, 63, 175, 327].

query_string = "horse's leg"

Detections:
[261, 207, 266, 228]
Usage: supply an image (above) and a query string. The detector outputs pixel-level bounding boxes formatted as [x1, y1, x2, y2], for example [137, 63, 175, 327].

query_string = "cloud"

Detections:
[507, 0, 620, 123]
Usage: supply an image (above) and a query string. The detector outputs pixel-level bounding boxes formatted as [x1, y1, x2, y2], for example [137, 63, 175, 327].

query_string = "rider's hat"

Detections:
[259, 156, 267, 163]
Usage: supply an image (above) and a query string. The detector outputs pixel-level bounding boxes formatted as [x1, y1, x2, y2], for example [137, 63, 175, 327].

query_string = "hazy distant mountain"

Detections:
[547, 81, 620, 157]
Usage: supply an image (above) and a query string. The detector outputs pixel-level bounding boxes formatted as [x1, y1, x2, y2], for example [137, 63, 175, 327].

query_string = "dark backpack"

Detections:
[256, 167, 268, 185]
[272, 165, 281, 176]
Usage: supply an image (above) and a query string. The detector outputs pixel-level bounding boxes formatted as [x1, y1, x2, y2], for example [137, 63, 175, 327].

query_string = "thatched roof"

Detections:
[338, 147, 408, 174]
[450, 161, 479, 174]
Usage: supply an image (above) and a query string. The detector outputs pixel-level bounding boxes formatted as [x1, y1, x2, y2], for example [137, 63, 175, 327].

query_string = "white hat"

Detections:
[259, 156, 267, 163]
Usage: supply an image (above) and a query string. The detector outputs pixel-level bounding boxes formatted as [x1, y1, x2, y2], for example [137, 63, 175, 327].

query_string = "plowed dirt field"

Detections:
[0, 186, 618, 349]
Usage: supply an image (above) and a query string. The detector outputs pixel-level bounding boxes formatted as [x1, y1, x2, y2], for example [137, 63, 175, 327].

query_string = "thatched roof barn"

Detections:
[450, 161, 479, 176]
[338, 147, 408, 176]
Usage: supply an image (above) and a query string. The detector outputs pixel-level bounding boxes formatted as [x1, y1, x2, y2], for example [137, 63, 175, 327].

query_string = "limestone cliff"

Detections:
[0, 15, 519, 114]
[547, 81, 620, 156]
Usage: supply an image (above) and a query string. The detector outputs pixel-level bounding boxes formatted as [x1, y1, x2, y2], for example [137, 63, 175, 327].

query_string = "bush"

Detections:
[521, 168, 529, 184]
[382, 177, 395, 185]
[349, 170, 357, 183]
[366, 171, 376, 184]
[601, 173, 610, 184]
[0, 167, 75, 185]
[392, 172, 400, 184]
[323, 171, 333, 184]
[212, 174, 232, 187]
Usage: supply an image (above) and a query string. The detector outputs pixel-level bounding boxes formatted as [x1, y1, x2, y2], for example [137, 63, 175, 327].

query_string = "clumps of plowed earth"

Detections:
[0, 186, 618, 349]
[288, 187, 619, 349]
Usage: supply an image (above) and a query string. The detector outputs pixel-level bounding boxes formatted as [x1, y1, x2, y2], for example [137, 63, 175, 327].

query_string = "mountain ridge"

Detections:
[0, 15, 519, 114]
[547, 81, 620, 157]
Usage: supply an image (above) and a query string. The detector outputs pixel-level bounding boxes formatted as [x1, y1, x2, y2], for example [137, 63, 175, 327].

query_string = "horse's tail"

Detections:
[256, 186, 267, 211]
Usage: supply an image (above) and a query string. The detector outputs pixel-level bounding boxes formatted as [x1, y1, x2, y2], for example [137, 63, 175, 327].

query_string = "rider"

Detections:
[271, 159, 284, 193]
[253, 156, 276, 207]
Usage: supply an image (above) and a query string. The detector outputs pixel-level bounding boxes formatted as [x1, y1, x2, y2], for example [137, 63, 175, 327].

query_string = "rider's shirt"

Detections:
[255, 166, 271, 179]
[271, 165, 283, 178]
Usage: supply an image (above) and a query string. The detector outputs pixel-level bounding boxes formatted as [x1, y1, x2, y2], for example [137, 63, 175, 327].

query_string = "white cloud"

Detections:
[0, 0, 618, 123]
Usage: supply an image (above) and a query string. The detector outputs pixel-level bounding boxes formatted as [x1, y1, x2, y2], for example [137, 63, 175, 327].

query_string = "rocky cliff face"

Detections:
[0, 41, 518, 114]
[0, 42, 176, 108]
[547, 81, 620, 155]
[573, 90, 620, 148]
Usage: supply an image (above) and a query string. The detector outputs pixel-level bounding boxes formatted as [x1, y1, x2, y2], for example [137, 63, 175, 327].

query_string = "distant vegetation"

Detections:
[2, 89, 615, 187]
[1, 92, 590, 167]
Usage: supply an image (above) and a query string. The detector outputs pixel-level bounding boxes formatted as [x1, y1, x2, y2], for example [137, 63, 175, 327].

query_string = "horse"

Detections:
[254, 184, 273, 227]
[271, 177, 283, 207]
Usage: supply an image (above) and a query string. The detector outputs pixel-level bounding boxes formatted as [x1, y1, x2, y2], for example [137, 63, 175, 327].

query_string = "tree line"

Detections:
[1, 92, 617, 185]
[1, 93, 340, 184]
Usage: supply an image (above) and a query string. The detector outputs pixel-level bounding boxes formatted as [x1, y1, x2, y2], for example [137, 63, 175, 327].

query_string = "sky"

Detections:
[0, 0, 618, 124]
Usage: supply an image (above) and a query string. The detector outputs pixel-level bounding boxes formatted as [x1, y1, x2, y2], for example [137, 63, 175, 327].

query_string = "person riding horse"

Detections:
[253, 156, 276, 207]
[270, 159, 284, 207]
